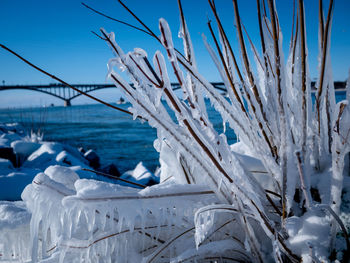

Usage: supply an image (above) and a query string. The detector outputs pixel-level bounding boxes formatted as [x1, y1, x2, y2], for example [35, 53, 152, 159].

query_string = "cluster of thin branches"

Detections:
[91, 0, 349, 261]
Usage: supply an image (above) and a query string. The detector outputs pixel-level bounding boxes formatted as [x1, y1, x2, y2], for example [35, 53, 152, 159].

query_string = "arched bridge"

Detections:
[0, 82, 345, 106]
[0, 82, 227, 106]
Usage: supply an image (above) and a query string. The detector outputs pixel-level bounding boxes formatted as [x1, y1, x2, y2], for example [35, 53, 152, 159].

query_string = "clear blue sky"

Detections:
[0, 0, 349, 107]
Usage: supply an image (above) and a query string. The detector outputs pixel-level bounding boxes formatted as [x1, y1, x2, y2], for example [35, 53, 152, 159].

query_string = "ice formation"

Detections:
[18, 170, 217, 262]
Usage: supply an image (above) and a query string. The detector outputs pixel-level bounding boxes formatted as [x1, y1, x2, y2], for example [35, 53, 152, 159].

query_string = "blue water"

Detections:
[0, 101, 235, 173]
[0, 91, 346, 173]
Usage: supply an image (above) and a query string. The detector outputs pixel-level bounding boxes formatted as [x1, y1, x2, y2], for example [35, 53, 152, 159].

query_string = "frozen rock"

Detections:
[0, 137, 9, 147]
[11, 140, 41, 158]
[232, 151, 265, 173]
[229, 142, 276, 190]
[23, 142, 64, 168]
[84, 149, 100, 169]
[100, 163, 121, 178]
[158, 140, 186, 184]
[0, 147, 17, 167]
[0, 123, 25, 135]
[121, 161, 159, 186]
[28, 142, 63, 158]
[11, 140, 41, 165]
[0, 132, 22, 145]
[132, 162, 154, 180]
[56, 150, 88, 167]
[62, 144, 89, 164]
[78, 146, 85, 154]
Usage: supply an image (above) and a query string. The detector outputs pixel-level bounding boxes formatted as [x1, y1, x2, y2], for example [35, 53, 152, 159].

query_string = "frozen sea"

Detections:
[0, 91, 345, 173]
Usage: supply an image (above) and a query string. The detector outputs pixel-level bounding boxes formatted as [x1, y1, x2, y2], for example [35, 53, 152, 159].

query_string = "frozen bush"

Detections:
[2, 0, 349, 262]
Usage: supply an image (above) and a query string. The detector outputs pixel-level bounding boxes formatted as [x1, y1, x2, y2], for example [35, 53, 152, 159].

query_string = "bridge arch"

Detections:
[0, 84, 117, 106]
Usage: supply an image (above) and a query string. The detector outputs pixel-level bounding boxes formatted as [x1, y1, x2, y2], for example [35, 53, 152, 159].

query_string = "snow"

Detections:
[0, 158, 13, 173]
[286, 210, 332, 261]
[0, 201, 30, 231]
[44, 165, 79, 191]
[0, 201, 31, 262]
[11, 140, 41, 160]
[0, 169, 39, 201]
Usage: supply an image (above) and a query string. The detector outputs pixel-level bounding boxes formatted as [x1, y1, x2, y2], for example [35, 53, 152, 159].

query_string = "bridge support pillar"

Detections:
[64, 100, 71, 107]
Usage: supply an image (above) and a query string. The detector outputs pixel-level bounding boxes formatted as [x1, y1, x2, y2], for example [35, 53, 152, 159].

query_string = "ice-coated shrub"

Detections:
[97, 0, 349, 261]
[1, 0, 349, 262]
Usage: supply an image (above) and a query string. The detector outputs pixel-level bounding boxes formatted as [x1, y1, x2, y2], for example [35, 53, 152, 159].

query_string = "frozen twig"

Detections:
[0, 44, 132, 116]
[82, 2, 152, 36]
[267, 0, 288, 219]
[295, 151, 311, 208]
[82, 168, 147, 188]
[232, 0, 278, 161]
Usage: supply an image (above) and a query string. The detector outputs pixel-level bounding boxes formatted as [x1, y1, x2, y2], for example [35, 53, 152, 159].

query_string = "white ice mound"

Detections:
[286, 210, 332, 261]
[230, 142, 278, 191]
[0, 201, 31, 262]
[23, 142, 64, 168]
[0, 201, 30, 231]
[21, 167, 77, 262]
[56, 150, 88, 167]
[121, 161, 158, 186]
[44, 165, 79, 191]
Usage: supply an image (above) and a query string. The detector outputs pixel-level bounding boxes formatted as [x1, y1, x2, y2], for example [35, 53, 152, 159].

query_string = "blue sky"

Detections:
[0, 0, 349, 107]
